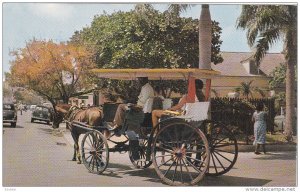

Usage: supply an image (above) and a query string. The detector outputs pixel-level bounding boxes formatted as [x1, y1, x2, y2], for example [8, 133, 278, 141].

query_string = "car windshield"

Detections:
[3, 104, 14, 110]
[35, 107, 48, 112]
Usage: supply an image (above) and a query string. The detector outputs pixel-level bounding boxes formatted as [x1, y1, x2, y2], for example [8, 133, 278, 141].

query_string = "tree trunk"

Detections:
[285, 55, 296, 141]
[284, 29, 297, 141]
[199, 4, 212, 69]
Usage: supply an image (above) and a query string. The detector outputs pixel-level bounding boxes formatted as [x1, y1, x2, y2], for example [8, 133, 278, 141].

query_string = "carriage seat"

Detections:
[143, 98, 173, 113]
[176, 102, 210, 122]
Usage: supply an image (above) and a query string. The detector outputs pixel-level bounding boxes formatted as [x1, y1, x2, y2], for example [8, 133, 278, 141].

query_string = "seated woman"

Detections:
[151, 79, 205, 128]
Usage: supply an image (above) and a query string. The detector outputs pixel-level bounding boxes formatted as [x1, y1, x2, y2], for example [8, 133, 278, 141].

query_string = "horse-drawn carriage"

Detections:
[67, 68, 238, 186]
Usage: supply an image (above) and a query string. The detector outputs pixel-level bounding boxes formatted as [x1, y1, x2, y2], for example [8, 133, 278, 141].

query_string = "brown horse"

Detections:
[53, 104, 103, 164]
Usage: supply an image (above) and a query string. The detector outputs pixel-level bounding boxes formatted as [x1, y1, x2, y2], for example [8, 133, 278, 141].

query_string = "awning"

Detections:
[91, 68, 221, 80]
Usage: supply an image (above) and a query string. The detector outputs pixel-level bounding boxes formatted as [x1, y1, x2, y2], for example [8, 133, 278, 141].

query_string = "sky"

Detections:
[2, 2, 285, 74]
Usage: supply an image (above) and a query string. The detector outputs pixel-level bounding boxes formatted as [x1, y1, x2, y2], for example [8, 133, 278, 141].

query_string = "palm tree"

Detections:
[237, 5, 297, 141]
[234, 80, 254, 99]
[235, 81, 267, 99]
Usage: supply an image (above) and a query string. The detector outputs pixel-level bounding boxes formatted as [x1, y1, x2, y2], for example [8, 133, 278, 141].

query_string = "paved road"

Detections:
[2, 111, 297, 187]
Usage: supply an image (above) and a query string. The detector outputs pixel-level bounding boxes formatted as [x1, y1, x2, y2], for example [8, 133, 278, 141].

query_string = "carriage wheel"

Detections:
[81, 131, 109, 174]
[204, 121, 238, 176]
[129, 138, 152, 169]
[151, 122, 210, 186]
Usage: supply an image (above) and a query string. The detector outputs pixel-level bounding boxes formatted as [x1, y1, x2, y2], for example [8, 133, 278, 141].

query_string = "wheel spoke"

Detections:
[95, 141, 105, 150]
[158, 142, 174, 150]
[214, 148, 236, 154]
[185, 149, 207, 154]
[87, 134, 94, 148]
[92, 155, 95, 171]
[210, 151, 218, 173]
[179, 159, 184, 183]
[212, 137, 228, 146]
[183, 159, 194, 182]
[95, 149, 106, 153]
[94, 157, 99, 172]
[212, 151, 226, 171]
[88, 155, 94, 167]
[214, 150, 233, 163]
[84, 154, 92, 161]
[157, 146, 173, 153]
[172, 160, 179, 182]
[214, 143, 234, 148]
[184, 157, 201, 173]
[163, 161, 176, 177]
[158, 157, 173, 168]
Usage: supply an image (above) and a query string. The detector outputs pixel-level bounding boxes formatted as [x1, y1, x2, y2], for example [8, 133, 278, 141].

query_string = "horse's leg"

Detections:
[76, 140, 81, 164]
[71, 130, 81, 163]
[71, 131, 77, 161]
[72, 144, 77, 161]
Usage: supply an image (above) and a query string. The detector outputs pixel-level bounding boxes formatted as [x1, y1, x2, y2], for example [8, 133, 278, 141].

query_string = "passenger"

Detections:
[151, 79, 205, 128]
[152, 86, 165, 110]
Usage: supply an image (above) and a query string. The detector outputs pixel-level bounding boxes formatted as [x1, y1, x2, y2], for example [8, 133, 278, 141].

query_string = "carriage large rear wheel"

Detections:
[81, 131, 109, 174]
[203, 120, 238, 176]
[151, 121, 210, 186]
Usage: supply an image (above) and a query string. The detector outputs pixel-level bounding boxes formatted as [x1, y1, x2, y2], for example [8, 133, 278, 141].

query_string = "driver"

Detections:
[105, 77, 154, 136]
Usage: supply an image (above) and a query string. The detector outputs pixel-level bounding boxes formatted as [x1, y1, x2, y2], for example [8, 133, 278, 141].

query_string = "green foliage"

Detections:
[70, 8, 223, 99]
[269, 63, 286, 89]
[234, 80, 254, 99]
[269, 63, 297, 89]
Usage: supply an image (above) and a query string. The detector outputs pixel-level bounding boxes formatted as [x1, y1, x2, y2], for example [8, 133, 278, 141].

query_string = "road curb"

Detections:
[238, 143, 297, 152]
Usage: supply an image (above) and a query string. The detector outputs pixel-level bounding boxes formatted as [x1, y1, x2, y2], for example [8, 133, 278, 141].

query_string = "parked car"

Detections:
[30, 105, 37, 111]
[31, 105, 53, 124]
[3, 103, 17, 127]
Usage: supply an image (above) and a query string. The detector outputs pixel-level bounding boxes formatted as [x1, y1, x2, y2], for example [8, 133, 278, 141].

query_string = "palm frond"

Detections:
[254, 28, 281, 65]
[166, 4, 192, 18]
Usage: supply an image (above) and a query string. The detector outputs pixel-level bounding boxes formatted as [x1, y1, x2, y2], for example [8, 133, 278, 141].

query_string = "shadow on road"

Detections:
[199, 175, 271, 186]
[30, 121, 52, 125]
[3, 124, 24, 128]
[37, 127, 55, 135]
[253, 152, 296, 160]
[98, 163, 272, 186]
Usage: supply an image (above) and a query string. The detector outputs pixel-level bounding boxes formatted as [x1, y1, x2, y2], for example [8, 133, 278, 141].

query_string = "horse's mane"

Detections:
[56, 103, 72, 114]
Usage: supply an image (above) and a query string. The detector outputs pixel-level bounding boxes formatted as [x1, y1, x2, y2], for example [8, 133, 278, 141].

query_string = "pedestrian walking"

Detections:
[252, 102, 267, 155]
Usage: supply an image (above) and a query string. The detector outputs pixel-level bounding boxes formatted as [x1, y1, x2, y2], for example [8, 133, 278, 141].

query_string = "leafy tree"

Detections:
[269, 63, 297, 89]
[237, 5, 297, 141]
[3, 87, 11, 99]
[9, 39, 96, 109]
[166, 4, 223, 65]
[70, 6, 223, 99]
[269, 63, 287, 89]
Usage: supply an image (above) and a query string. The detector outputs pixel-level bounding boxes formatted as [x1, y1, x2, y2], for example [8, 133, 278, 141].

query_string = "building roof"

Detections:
[211, 52, 285, 76]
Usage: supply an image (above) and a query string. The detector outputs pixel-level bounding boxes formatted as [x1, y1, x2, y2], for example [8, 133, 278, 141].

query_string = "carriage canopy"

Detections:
[91, 68, 221, 80]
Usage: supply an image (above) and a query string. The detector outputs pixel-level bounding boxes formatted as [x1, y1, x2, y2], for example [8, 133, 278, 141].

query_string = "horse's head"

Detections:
[52, 104, 71, 128]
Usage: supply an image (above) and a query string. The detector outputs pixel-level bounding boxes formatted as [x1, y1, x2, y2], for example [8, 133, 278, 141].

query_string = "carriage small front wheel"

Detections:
[151, 121, 210, 186]
[81, 131, 109, 174]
